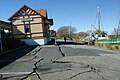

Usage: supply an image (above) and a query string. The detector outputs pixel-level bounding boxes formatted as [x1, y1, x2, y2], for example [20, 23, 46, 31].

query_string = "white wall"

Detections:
[21, 38, 50, 45]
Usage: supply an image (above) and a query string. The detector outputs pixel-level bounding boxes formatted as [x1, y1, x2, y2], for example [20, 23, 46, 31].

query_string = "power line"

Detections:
[93, 13, 97, 29]
[115, 9, 120, 28]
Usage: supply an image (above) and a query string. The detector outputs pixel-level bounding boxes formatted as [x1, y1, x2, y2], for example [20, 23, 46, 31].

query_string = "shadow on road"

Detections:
[0, 45, 37, 69]
[57, 41, 88, 45]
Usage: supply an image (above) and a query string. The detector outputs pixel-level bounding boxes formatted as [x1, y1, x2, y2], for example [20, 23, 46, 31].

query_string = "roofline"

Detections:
[8, 5, 44, 21]
[35, 8, 48, 18]
[0, 20, 10, 24]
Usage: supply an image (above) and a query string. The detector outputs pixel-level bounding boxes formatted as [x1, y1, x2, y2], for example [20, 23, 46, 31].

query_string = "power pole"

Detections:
[98, 6, 101, 37]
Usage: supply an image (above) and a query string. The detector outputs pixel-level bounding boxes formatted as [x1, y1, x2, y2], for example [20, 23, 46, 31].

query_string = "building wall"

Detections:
[12, 25, 25, 34]
[30, 17, 42, 24]
[31, 22, 43, 33]
[11, 15, 45, 39]
[21, 38, 48, 45]
[14, 34, 25, 39]
[8, 5, 54, 45]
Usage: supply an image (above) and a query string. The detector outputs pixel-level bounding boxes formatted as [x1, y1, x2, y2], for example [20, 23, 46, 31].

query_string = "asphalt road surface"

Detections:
[0, 43, 120, 80]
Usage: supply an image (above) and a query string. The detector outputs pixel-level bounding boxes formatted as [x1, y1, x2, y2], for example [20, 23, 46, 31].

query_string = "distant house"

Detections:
[8, 5, 53, 45]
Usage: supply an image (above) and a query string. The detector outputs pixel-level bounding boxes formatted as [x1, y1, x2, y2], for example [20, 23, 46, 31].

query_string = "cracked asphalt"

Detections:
[0, 44, 120, 80]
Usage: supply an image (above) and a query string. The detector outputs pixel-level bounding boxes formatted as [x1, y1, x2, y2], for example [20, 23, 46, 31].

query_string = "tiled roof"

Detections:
[35, 9, 47, 18]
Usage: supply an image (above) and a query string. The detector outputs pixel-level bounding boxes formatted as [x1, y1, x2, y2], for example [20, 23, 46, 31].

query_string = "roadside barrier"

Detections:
[96, 38, 120, 44]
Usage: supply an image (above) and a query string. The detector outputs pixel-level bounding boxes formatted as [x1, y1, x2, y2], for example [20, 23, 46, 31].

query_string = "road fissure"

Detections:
[21, 58, 44, 80]
[58, 45, 65, 57]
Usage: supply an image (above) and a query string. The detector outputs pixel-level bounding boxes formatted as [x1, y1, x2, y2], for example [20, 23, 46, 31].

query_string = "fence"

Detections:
[96, 38, 120, 44]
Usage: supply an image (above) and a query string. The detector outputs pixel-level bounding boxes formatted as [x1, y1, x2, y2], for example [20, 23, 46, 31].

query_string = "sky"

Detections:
[0, 0, 120, 34]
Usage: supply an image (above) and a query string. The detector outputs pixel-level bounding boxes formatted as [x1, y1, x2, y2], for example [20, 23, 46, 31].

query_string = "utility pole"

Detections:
[98, 6, 101, 37]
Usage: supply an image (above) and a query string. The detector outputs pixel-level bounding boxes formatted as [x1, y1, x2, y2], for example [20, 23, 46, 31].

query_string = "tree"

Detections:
[112, 21, 120, 37]
[57, 26, 77, 39]
[77, 32, 88, 39]
[101, 31, 107, 37]
[86, 30, 97, 36]
[113, 27, 120, 37]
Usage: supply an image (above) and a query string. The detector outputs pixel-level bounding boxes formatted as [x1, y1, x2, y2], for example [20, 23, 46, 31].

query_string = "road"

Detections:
[0, 43, 120, 80]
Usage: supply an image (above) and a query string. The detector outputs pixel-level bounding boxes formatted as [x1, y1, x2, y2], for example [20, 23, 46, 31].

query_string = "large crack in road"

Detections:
[21, 58, 44, 80]
[52, 45, 106, 80]
[57, 45, 66, 57]
[52, 60, 106, 80]
[20, 46, 44, 80]
[0, 45, 120, 80]
[0, 46, 43, 80]
[20, 45, 66, 80]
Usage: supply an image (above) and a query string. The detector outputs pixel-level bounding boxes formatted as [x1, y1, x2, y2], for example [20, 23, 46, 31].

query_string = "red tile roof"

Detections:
[35, 9, 47, 18]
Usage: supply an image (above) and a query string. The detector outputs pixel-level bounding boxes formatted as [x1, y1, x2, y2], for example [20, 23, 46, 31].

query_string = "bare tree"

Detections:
[112, 21, 120, 37]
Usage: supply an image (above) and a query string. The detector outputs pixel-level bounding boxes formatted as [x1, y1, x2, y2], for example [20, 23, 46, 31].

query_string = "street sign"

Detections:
[20, 18, 33, 22]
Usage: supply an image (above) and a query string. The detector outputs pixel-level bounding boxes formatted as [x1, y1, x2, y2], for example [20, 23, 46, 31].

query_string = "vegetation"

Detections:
[2, 32, 25, 51]
[77, 32, 88, 39]
[112, 26, 120, 37]
[57, 26, 77, 39]
[56, 24, 119, 44]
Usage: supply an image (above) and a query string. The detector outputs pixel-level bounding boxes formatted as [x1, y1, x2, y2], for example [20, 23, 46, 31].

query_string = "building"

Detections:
[0, 20, 10, 31]
[8, 5, 53, 45]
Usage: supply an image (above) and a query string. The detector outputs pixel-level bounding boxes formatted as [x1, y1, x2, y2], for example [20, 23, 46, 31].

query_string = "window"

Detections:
[24, 24, 30, 33]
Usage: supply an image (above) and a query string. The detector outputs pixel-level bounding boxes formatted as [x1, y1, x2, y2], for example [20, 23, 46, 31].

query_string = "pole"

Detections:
[98, 6, 101, 37]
